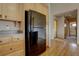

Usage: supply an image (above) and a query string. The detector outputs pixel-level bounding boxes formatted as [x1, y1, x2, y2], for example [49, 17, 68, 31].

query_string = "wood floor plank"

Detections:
[40, 38, 79, 56]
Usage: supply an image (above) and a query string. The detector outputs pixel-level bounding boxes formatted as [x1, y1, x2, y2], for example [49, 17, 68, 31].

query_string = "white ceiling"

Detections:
[50, 3, 77, 18]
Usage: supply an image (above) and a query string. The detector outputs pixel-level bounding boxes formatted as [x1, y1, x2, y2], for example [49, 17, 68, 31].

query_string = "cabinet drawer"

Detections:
[0, 40, 25, 56]
[7, 49, 25, 56]
[12, 35, 24, 41]
[12, 37, 23, 41]
[0, 37, 12, 44]
[11, 40, 25, 51]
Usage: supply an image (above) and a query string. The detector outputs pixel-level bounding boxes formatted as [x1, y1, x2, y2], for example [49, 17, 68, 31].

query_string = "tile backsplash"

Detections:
[0, 20, 19, 35]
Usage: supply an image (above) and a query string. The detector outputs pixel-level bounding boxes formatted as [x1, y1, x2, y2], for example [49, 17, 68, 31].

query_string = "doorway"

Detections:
[64, 10, 77, 43]
[54, 9, 77, 43]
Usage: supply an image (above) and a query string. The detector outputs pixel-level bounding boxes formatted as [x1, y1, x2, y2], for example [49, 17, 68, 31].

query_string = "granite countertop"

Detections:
[0, 33, 24, 38]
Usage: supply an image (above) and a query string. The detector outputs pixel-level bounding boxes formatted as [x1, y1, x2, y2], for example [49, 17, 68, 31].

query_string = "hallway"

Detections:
[65, 36, 76, 43]
[40, 38, 79, 56]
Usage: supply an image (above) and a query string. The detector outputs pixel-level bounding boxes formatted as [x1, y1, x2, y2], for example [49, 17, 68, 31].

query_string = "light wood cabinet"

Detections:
[0, 4, 24, 32]
[2, 4, 18, 21]
[12, 35, 24, 41]
[0, 4, 5, 19]
[7, 49, 25, 56]
[0, 40, 24, 56]
[2, 3, 7, 19]
[0, 4, 2, 15]
[17, 4, 24, 31]
[0, 37, 12, 45]
[3, 3, 24, 21]
[7, 4, 18, 21]
[0, 35, 25, 56]
[17, 4, 24, 21]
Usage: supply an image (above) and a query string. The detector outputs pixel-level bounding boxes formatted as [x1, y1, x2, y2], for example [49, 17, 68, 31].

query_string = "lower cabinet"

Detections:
[7, 49, 25, 56]
[0, 40, 25, 56]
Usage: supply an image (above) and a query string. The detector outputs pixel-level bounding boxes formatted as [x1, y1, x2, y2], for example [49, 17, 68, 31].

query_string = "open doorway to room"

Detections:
[64, 10, 77, 43]
[53, 9, 77, 43]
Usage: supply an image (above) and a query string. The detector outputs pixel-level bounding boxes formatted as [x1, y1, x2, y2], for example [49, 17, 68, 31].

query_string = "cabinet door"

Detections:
[0, 40, 25, 56]
[0, 4, 2, 14]
[7, 4, 18, 21]
[7, 49, 25, 56]
[2, 4, 18, 21]
[2, 4, 8, 19]
[0, 37, 12, 45]
[0, 4, 5, 19]
[17, 4, 24, 21]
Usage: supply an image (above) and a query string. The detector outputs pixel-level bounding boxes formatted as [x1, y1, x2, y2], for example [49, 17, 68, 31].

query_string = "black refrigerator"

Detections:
[25, 10, 46, 56]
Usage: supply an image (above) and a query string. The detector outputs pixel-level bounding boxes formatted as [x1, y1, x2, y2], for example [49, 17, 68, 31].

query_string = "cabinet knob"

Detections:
[10, 48, 13, 50]
[17, 38, 19, 40]
[0, 41, 2, 43]
[5, 15, 7, 18]
[0, 15, 2, 18]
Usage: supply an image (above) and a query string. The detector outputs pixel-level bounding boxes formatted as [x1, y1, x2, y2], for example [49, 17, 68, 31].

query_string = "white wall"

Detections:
[51, 3, 79, 15]
[48, 4, 54, 46]
[56, 16, 64, 39]
[49, 3, 79, 45]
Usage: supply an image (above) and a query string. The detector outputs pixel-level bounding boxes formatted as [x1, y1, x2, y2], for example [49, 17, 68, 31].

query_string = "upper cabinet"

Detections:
[6, 4, 18, 21]
[0, 4, 5, 19]
[17, 4, 24, 21]
[2, 4, 18, 21]
[0, 3, 23, 21]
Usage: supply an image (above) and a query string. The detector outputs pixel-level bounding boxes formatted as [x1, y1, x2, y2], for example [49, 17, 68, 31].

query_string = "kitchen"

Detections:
[0, 4, 25, 56]
[0, 3, 48, 56]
